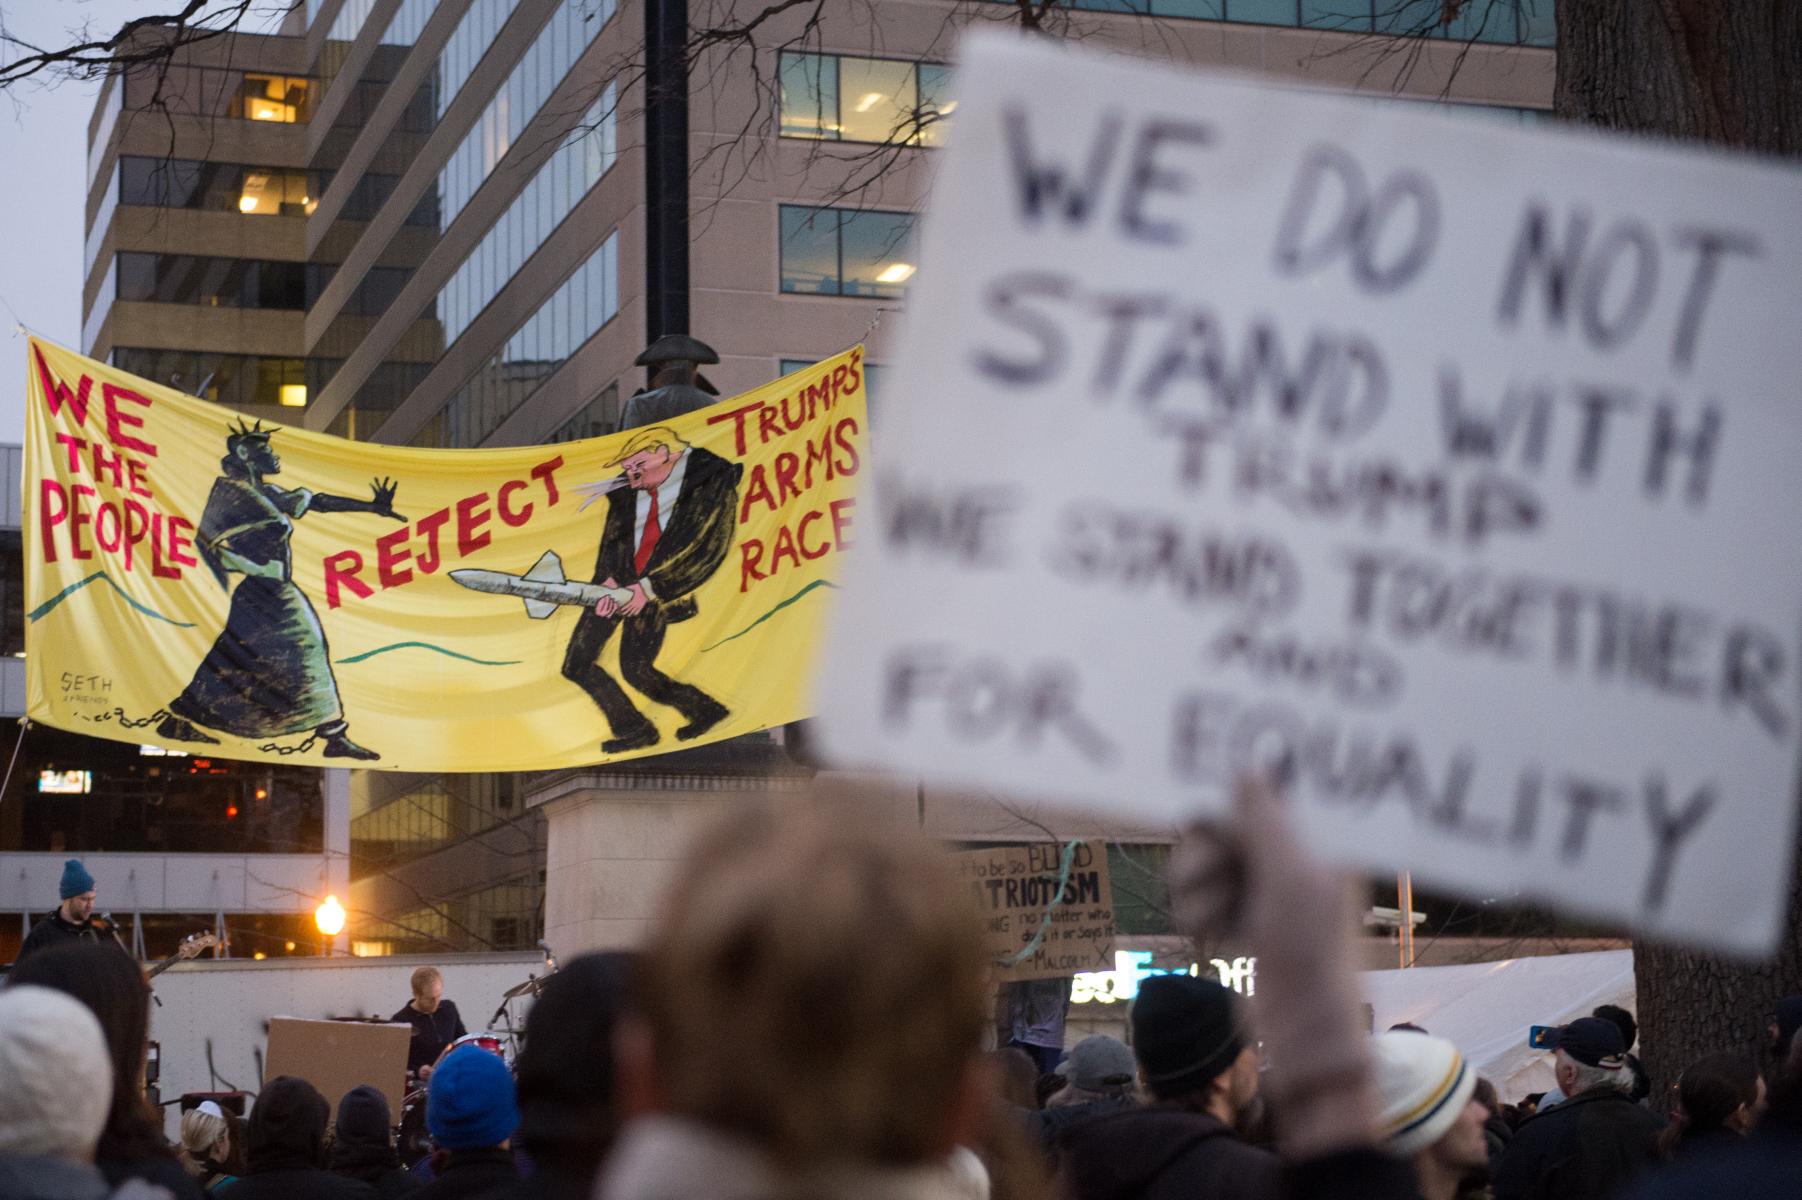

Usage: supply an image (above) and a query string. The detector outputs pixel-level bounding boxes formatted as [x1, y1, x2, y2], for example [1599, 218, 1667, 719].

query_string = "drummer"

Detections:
[392, 965, 467, 1082]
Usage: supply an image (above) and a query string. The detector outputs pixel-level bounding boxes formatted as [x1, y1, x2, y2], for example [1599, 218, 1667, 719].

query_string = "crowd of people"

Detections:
[2, 789, 1798, 1200]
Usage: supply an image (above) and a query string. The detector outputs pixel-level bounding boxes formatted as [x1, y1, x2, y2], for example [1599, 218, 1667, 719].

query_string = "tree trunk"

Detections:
[1555, 0, 1802, 1104]
[1556, 0, 1802, 155]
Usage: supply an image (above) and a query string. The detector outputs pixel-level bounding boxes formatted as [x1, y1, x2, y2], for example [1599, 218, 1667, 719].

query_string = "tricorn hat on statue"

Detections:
[634, 334, 719, 367]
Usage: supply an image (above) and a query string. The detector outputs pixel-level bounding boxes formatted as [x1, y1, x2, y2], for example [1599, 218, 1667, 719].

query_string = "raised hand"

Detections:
[370, 476, 404, 521]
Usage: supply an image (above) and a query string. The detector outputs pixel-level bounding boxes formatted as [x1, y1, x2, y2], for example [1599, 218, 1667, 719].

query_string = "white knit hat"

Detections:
[1371, 1031, 1478, 1158]
[0, 985, 115, 1160]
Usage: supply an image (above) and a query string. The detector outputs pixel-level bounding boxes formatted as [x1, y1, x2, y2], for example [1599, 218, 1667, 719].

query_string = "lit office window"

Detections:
[236, 74, 312, 122]
[779, 52, 953, 145]
[113, 348, 314, 409]
[118, 158, 317, 215]
[779, 206, 913, 298]
[121, 65, 317, 121]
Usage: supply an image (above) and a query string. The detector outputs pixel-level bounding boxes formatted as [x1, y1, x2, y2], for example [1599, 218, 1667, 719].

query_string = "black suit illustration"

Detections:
[561, 445, 743, 751]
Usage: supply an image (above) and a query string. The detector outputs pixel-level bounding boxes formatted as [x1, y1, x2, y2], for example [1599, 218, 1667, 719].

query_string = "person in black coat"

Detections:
[222, 1076, 376, 1199]
[391, 967, 467, 1083]
[328, 1086, 418, 1198]
[1493, 1018, 1660, 1200]
[1053, 975, 1280, 1200]
[17, 859, 104, 963]
[561, 426, 742, 753]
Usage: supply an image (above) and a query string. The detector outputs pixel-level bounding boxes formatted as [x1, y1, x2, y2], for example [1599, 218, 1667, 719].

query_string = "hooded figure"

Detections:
[225, 1077, 375, 1200]
[328, 1086, 417, 1197]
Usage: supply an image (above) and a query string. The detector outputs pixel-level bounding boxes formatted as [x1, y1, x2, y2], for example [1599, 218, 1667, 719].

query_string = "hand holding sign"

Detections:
[817, 34, 1802, 954]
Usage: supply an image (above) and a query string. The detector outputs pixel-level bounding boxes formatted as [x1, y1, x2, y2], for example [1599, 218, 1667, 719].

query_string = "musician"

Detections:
[17, 859, 103, 962]
[392, 965, 466, 1081]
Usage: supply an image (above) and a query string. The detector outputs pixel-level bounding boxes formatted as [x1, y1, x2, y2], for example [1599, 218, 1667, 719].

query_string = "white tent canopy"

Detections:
[1360, 950, 1635, 1101]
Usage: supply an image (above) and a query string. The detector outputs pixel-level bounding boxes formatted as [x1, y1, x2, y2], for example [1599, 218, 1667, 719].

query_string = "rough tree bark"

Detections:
[1554, 0, 1802, 1103]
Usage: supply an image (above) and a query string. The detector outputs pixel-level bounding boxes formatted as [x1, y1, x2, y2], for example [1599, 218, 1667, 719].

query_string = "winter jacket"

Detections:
[598, 1115, 985, 1200]
[1492, 1086, 1660, 1200]
[410, 1148, 518, 1200]
[1624, 1123, 1802, 1200]
[0, 1157, 112, 1200]
[1285, 1148, 1423, 1200]
[328, 1140, 420, 1198]
[217, 1168, 378, 1200]
[1052, 1104, 1282, 1200]
[1026, 1094, 1138, 1150]
[1483, 1112, 1513, 1172]
[100, 1155, 204, 1200]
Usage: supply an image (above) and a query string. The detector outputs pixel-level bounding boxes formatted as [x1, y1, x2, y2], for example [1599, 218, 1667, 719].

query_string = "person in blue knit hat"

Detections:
[16, 859, 102, 963]
[416, 1045, 519, 1198]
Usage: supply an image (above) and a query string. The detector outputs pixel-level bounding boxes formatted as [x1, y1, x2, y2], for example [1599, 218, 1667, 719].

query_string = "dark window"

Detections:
[115, 253, 306, 310]
[1, 724, 326, 855]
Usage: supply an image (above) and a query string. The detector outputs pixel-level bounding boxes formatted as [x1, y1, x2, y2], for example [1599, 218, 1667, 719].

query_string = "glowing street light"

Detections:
[314, 894, 346, 937]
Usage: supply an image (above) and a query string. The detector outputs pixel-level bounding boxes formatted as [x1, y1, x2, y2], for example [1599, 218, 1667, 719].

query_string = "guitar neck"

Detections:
[146, 954, 184, 980]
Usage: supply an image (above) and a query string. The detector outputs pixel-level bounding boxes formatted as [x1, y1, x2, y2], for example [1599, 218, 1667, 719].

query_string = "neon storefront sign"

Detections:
[1070, 951, 1257, 1003]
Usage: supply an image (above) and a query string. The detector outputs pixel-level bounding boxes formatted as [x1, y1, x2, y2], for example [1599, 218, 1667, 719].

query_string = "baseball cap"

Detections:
[1548, 1016, 1626, 1069]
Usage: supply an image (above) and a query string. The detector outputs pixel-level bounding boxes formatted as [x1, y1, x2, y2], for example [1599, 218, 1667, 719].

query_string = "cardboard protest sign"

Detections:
[24, 339, 867, 770]
[263, 1017, 411, 1120]
[951, 840, 1116, 980]
[817, 34, 1802, 954]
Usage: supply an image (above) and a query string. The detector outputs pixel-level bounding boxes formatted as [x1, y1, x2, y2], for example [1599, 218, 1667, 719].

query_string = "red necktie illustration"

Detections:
[635, 487, 661, 575]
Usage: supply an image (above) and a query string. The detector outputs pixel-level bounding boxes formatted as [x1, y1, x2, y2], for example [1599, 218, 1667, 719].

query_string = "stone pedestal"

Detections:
[529, 762, 811, 954]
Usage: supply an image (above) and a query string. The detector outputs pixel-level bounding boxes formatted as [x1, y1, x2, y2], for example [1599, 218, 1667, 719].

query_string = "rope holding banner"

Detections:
[1002, 839, 1084, 967]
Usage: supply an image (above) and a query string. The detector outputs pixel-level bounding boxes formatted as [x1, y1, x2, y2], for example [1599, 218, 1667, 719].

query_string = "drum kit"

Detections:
[398, 945, 557, 1163]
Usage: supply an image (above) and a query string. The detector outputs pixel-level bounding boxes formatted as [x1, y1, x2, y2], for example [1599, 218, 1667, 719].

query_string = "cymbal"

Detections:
[500, 976, 541, 999]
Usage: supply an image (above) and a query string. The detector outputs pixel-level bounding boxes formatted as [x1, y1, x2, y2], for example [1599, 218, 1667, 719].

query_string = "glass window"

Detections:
[780, 53, 951, 146]
[1520, 0, 1556, 45]
[1301, 0, 1370, 31]
[1227, 0, 1298, 24]
[1155, 0, 1224, 14]
[1438, 0, 1516, 42]
[234, 74, 312, 123]
[780, 52, 838, 139]
[551, 382, 619, 441]
[236, 168, 314, 215]
[425, 232, 619, 448]
[114, 254, 305, 310]
[839, 210, 914, 298]
[779, 207, 842, 295]
[917, 64, 955, 148]
[1374, 0, 1441, 35]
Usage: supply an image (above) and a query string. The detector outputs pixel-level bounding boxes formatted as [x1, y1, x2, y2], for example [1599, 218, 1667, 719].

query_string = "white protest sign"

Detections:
[816, 34, 1802, 956]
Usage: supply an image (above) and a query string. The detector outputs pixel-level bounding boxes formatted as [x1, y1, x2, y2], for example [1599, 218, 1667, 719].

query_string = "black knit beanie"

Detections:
[1130, 975, 1244, 1100]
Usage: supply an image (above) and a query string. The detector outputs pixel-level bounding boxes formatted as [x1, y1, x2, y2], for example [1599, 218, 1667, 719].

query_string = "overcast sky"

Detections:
[0, 1, 294, 445]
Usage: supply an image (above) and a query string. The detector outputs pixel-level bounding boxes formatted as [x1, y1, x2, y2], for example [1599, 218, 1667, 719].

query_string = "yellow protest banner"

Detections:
[23, 338, 868, 770]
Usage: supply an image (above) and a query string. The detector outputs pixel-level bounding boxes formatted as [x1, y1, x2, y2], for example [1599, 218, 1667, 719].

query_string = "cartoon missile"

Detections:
[449, 550, 632, 619]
